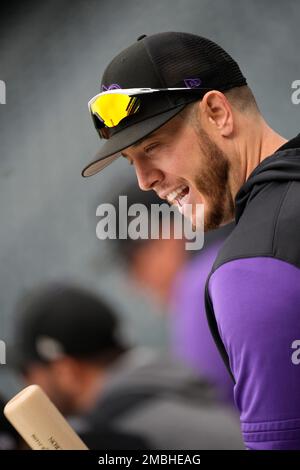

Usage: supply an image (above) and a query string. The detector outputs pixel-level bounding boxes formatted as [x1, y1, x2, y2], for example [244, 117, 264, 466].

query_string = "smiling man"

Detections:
[82, 32, 300, 449]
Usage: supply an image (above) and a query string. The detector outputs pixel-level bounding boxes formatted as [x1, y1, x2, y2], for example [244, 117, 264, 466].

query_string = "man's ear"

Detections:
[200, 90, 234, 137]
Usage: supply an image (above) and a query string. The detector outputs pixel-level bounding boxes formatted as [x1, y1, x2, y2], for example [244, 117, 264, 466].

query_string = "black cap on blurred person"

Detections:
[10, 284, 128, 372]
[82, 31, 246, 176]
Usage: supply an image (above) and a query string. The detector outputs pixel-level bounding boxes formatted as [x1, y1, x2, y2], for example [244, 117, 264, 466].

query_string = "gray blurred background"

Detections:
[0, 0, 299, 395]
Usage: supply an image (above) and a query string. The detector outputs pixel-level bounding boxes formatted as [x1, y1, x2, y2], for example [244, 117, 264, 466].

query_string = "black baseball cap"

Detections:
[10, 284, 127, 372]
[82, 31, 247, 177]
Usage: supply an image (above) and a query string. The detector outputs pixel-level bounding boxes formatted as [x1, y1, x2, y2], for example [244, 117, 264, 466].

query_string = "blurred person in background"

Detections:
[170, 223, 235, 405]
[10, 283, 243, 449]
[111, 183, 189, 305]
[92, 183, 189, 352]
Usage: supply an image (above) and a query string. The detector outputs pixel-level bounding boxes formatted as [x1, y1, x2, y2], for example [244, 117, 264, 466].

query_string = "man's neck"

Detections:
[243, 120, 288, 183]
[227, 119, 288, 206]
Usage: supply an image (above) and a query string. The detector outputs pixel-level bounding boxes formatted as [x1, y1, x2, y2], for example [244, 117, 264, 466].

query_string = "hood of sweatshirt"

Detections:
[235, 133, 300, 223]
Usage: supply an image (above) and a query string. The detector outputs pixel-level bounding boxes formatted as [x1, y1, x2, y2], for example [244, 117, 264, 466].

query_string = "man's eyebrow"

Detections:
[132, 131, 159, 147]
[121, 130, 160, 157]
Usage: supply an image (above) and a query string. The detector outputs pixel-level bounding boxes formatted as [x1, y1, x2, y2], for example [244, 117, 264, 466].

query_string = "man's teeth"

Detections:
[166, 185, 189, 204]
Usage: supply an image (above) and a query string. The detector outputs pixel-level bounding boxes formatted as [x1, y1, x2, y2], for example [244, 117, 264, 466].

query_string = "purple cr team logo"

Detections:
[101, 83, 122, 91]
[184, 78, 202, 89]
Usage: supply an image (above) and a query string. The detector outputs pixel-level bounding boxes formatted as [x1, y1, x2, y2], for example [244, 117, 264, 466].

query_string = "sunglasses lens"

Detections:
[90, 93, 140, 129]
[90, 113, 109, 139]
[99, 127, 110, 139]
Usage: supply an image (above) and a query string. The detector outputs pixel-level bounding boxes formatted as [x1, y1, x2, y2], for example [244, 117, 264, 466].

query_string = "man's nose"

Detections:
[134, 162, 163, 191]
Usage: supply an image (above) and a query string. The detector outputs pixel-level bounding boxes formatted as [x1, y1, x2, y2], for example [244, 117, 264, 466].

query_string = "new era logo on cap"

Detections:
[184, 78, 202, 88]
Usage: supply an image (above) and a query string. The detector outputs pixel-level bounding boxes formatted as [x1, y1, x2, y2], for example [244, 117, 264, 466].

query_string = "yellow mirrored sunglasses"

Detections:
[88, 87, 208, 139]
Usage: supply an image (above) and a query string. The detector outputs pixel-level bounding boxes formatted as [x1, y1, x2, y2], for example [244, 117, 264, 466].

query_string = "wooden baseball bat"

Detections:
[4, 384, 88, 450]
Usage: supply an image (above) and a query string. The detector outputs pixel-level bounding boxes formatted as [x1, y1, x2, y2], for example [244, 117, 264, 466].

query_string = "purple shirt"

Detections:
[209, 256, 300, 449]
